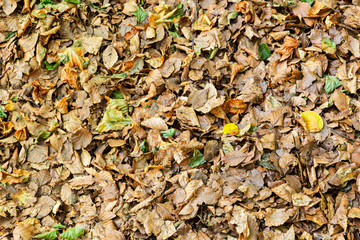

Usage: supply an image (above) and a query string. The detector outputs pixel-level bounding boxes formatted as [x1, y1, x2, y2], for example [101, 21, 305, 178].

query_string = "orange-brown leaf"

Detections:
[223, 99, 247, 114]
[61, 66, 78, 89]
[279, 36, 299, 60]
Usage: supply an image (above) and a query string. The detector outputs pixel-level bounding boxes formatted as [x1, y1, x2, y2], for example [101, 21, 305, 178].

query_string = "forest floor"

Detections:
[1, 0, 360, 239]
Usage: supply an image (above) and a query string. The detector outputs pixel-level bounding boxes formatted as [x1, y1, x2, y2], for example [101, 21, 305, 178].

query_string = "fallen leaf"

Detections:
[300, 111, 324, 133]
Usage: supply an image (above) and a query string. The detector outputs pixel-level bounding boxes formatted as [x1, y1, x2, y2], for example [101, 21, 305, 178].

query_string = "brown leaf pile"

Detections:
[1, 0, 360, 239]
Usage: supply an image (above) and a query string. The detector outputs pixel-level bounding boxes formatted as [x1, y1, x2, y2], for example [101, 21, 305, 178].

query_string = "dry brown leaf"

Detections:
[61, 66, 79, 89]
[13, 222, 36, 240]
[141, 117, 168, 131]
[71, 127, 92, 150]
[230, 63, 245, 85]
[264, 208, 291, 227]
[103, 45, 119, 69]
[292, 193, 312, 207]
[279, 36, 299, 61]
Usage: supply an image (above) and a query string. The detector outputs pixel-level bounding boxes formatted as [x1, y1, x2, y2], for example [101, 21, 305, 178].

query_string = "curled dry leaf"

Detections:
[230, 63, 245, 85]
[279, 36, 299, 61]
[13, 222, 36, 240]
[292, 193, 312, 207]
[0, 169, 30, 184]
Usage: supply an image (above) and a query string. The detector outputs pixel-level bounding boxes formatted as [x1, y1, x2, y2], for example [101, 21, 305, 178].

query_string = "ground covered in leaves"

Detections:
[2, 0, 360, 239]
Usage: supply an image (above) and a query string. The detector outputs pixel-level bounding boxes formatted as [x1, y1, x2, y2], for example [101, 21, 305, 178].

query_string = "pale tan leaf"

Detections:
[69, 175, 95, 189]
[71, 127, 92, 150]
[79, 36, 103, 54]
[3, 0, 17, 15]
[292, 193, 312, 207]
[103, 45, 118, 69]
[13, 223, 35, 240]
[264, 208, 290, 227]
[141, 117, 168, 131]
[271, 183, 296, 202]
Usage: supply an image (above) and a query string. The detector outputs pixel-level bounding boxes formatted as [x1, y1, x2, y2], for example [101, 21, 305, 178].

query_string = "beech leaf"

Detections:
[33, 230, 58, 239]
[189, 150, 206, 168]
[324, 75, 342, 94]
[301, 111, 324, 133]
[223, 123, 239, 135]
[132, 5, 147, 22]
[60, 227, 84, 240]
[258, 43, 271, 61]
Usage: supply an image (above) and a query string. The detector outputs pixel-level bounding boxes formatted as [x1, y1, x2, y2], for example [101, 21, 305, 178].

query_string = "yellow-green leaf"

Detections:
[95, 108, 132, 132]
[301, 111, 323, 133]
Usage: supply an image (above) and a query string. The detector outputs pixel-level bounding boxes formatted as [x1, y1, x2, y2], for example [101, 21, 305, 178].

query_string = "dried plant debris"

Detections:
[2, 0, 360, 239]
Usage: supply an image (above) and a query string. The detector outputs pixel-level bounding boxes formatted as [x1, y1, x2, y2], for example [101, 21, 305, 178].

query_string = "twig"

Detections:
[191, 0, 198, 50]
[0, 68, 10, 79]
[330, 129, 360, 143]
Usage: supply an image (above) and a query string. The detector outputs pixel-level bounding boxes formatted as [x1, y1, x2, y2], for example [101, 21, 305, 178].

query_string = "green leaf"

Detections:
[301, 0, 315, 5]
[83, 60, 90, 69]
[161, 129, 175, 138]
[0, 107, 7, 118]
[324, 75, 342, 94]
[64, 0, 81, 4]
[89, 2, 105, 11]
[189, 150, 206, 168]
[60, 227, 84, 240]
[112, 90, 124, 99]
[10, 94, 19, 102]
[53, 223, 66, 229]
[287, 0, 295, 6]
[249, 124, 257, 134]
[227, 12, 238, 24]
[257, 43, 271, 61]
[33, 230, 59, 239]
[36, 130, 52, 142]
[140, 140, 148, 153]
[167, 29, 181, 38]
[194, 45, 202, 56]
[4, 31, 16, 42]
[155, 3, 184, 24]
[44, 60, 60, 70]
[151, 146, 159, 155]
[209, 47, 218, 60]
[168, 3, 184, 20]
[259, 160, 277, 170]
[132, 5, 147, 22]
[38, 0, 54, 9]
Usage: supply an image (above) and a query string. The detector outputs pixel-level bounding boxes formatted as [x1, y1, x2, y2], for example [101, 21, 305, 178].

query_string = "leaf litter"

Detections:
[2, 0, 360, 239]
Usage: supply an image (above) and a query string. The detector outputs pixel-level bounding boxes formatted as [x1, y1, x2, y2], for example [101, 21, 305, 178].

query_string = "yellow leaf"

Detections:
[192, 14, 212, 31]
[301, 111, 323, 133]
[223, 123, 239, 135]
